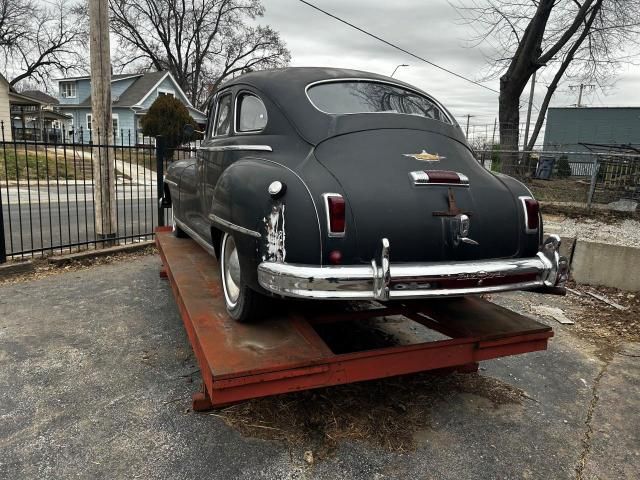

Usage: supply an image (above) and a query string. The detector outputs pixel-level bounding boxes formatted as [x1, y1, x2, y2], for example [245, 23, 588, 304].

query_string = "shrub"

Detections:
[490, 144, 502, 172]
[556, 155, 571, 178]
[141, 95, 195, 158]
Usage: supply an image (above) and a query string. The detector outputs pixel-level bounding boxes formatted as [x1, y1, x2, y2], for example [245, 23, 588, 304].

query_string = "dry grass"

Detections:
[564, 282, 640, 359]
[212, 371, 526, 458]
[0, 245, 157, 285]
[528, 178, 591, 203]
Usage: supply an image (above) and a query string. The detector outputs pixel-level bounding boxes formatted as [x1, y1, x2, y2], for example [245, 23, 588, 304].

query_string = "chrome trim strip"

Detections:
[198, 145, 273, 152]
[304, 77, 454, 125]
[257, 236, 568, 300]
[164, 179, 178, 188]
[174, 217, 217, 257]
[208, 213, 261, 238]
[322, 192, 346, 238]
[409, 170, 470, 187]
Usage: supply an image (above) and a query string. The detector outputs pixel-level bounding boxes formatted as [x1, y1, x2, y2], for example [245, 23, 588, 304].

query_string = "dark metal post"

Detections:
[587, 154, 599, 209]
[0, 182, 6, 263]
[156, 135, 166, 227]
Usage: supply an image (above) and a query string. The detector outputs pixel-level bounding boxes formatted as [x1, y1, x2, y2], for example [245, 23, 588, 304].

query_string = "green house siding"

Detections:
[543, 107, 640, 158]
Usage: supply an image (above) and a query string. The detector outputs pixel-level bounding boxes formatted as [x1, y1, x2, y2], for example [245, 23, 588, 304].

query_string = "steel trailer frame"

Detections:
[156, 227, 553, 411]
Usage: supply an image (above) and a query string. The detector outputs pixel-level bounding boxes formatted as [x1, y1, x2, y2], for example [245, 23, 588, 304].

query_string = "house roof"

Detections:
[113, 71, 169, 106]
[20, 90, 59, 105]
[8, 90, 45, 106]
[72, 71, 178, 108]
[56, 73, 143, 82]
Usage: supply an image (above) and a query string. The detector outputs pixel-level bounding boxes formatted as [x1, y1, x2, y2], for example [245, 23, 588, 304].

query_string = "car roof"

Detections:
[222, 67, 456, 145]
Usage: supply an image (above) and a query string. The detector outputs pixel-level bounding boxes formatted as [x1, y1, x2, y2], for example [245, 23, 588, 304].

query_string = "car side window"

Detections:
[214, 93, 232, 136]
[236, 93, 268, 132]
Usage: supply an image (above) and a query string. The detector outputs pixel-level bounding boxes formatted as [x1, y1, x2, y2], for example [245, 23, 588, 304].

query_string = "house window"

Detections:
[60, 82, 76, 98]
[86, 113, 120, 137]
[112, 113, 119, 138]
[158, 89, 175, 98]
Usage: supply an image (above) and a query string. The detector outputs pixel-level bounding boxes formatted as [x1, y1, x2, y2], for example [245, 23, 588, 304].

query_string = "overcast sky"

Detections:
[260, 0, 640, 137]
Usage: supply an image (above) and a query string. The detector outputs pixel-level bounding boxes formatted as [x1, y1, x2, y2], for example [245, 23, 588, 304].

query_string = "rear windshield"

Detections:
[307, 81, 451, 123]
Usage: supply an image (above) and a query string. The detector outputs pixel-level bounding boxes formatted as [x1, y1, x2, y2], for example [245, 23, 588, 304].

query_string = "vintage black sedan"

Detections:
[162, 67, 568, 321]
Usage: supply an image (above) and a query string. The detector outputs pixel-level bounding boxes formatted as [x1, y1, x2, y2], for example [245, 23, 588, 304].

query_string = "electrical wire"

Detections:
[297, 0, 500, 94]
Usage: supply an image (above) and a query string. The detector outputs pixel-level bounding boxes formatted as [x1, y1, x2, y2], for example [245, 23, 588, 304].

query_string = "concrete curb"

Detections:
[0, 261, 35, 278]
[48, 241, 155, 266]
[571, 240, 640, 291]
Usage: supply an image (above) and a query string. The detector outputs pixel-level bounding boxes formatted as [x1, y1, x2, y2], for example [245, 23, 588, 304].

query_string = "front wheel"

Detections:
[220, 232, 262, 322]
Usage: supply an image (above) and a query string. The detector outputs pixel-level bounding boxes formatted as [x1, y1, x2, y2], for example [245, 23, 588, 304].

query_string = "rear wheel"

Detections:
[220, 232, 261, 322]
[172, 213, 188, 238]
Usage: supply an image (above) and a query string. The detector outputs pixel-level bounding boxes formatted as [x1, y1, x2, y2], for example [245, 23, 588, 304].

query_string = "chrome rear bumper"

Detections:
[257, 235, 569, 300]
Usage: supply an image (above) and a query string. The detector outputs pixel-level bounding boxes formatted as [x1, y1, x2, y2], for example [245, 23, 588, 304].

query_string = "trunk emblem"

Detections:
[403, 150, 445, 162]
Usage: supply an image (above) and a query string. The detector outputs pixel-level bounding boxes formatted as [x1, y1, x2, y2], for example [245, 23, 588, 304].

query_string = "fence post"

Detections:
[155, 135, 166, 227]
[587, 155, 599, 209]
[0, 182, 5, 264]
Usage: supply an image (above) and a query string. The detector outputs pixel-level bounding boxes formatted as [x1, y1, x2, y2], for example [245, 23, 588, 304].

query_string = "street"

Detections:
[1, 184, 163, 255]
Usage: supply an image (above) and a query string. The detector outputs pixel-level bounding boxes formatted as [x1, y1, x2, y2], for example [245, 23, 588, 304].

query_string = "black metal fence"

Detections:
[0, 122, 198, 262]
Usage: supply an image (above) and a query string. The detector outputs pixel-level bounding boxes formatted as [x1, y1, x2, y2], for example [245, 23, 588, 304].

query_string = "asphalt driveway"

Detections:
[0, 254, 637, 479]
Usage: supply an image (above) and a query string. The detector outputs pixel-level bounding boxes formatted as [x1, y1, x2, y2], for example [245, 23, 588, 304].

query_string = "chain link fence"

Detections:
[474, 148, 640, 207]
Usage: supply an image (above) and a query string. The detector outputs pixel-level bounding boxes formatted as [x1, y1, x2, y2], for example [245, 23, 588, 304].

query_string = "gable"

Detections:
[136, 73, 192, 109]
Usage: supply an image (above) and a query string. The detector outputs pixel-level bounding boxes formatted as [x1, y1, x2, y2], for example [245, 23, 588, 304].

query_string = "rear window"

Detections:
[307, 81, 450, 123]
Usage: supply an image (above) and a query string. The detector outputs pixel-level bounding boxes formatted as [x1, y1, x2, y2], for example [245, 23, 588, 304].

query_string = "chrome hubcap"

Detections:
[222, 235, 241, 307]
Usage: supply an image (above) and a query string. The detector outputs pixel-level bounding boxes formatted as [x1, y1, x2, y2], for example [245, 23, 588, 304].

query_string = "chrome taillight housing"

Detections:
[323, 193, 346, 237]
[519, 196, 540, 233]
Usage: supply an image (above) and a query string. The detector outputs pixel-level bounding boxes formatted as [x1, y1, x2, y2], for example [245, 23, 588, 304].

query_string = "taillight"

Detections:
[520, 196, 540, 233]
[323, 193, 346, 237]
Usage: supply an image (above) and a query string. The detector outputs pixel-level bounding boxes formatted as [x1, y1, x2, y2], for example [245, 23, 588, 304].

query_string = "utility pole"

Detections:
[89, 0, 116, 245]
[491, 117, 497, 146]
[465, 114, 475, 138]
[570, 83, 595, 107]
[523, 71, 536, 151]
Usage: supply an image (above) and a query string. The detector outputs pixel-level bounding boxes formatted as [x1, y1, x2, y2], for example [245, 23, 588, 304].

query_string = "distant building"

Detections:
[56, 70, 206, 145]
[0, 73, 11, 141]
[0, 73, 70, 142]
[543, 107, 640, 155]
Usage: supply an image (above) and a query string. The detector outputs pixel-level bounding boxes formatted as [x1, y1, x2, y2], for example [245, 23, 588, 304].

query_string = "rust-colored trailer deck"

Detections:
[156, 227, 553, 411]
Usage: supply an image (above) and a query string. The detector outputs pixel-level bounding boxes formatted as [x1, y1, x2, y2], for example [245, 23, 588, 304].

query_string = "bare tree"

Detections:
[109, 0, 290, 107]
[456, 0, 640, 164]
[1, 0, 87, 87]
[0, 0, 35, 49]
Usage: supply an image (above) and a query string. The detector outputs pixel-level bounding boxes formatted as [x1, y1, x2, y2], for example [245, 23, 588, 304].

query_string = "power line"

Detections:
[297, 0, 500, 94]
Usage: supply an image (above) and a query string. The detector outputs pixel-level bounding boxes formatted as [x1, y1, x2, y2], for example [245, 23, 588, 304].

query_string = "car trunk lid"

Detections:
[313, 128, 521, 262]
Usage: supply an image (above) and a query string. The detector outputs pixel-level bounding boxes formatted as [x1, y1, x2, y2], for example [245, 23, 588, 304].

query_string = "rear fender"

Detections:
[209, 158, 322, 288]
[494, 173, 542, 255]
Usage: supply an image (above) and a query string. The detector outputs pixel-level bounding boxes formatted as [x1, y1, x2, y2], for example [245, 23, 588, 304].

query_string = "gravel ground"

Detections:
[1, 254, 639, 479]
[544, 215, 640, 247]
